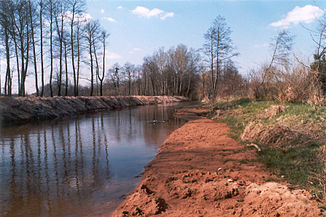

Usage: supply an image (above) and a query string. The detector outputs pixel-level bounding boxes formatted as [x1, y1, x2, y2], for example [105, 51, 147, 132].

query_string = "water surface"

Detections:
[0, 103, 187, 216]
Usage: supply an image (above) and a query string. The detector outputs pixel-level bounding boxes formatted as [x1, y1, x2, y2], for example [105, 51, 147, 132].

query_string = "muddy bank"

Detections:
[113, 119, 321, 217]
[0, 96, 187, 125]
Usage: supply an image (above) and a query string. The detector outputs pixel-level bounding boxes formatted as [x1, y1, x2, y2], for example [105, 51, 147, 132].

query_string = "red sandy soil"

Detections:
[113, 118, 322, 217]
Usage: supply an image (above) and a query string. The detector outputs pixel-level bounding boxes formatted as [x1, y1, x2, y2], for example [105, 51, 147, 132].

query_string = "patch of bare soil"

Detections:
[113, 119, 321, 216]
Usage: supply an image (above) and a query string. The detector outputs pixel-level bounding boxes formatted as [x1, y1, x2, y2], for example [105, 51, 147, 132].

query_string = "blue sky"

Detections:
[85, 0, 326, 76]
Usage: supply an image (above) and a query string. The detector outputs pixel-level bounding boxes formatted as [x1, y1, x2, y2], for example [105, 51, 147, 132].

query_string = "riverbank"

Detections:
[113, 118, 321, 216]
[212, 98, 326, 205]
[0, 96, 187, 125]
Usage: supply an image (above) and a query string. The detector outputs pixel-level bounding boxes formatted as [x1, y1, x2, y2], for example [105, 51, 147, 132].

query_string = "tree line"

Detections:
[2, 2, 326, 102]
[100, 45, 201, 99]
[81, 16, 244, 99]
[0, 2, 246, 99]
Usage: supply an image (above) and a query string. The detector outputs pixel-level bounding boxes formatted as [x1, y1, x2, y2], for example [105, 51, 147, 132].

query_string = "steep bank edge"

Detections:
[113, 118, 320, 217]
[0, 96, 187, 125]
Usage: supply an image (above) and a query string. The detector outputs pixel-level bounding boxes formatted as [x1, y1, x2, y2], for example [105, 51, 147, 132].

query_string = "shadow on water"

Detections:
[0, 103, 190, 217]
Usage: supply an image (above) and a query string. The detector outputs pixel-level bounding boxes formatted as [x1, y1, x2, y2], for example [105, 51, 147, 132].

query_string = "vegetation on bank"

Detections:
[210, 98, 326, 203]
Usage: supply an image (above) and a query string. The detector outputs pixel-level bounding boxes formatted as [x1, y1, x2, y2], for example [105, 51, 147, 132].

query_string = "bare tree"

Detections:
[84, 20, 100, 96]
[40, 0, 45, 96]
[46, 0, 55, 96]
[263, 30, 293, 84]
[108, 63, 121, 95]
[68, 0, 85, 96]
[123, 63, 136, 95]
[97, 30, 108, 96]
[54, 0, 66, 96]
[28, 0, 39, 96]
[12, 0, 31, 96]
[310, 16, 326, 93]
[203, 15, 238, 98]
[63, 32, 69, 96]
[0, 0, 13, 96]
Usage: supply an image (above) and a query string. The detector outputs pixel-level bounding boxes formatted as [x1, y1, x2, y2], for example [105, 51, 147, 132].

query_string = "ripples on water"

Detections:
[0, 104, 187, 217]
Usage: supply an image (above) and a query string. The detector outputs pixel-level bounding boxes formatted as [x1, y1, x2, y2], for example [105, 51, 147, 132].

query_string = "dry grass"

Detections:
[211, 98, 326, 203]
[249, 63, 325, 105]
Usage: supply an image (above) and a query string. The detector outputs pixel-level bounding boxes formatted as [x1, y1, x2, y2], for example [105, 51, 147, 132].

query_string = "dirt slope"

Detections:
[113, 119, 321, 217]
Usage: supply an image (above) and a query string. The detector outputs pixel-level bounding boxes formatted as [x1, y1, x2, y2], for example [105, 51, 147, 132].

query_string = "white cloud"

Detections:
[131, 6, 174, 20]
[62, 11, 92, 23]
[103, 17, 117, 23]
[270, 5, 324, 28]
[160, 12, 174, 20]
[44, 12, 92, 26]
[101, 9, 105, 14]
[117, 6, 123, 9]
[107, 52, 122, 60]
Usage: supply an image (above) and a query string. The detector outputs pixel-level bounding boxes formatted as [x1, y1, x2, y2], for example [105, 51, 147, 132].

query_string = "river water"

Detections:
[0, 103, 188, 217]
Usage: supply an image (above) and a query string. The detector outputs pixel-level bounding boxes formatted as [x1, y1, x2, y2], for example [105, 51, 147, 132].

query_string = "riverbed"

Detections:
[0, 103, 188, 217]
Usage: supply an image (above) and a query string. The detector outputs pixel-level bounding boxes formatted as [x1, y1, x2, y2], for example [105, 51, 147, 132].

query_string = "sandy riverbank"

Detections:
[113, 118, 321, 216]
[0, 96, 187, 125]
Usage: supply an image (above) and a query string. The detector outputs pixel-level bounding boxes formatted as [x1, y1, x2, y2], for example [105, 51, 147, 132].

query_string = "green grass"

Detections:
[258, 143, 323, 188]
[211, 98, 326, 199]
[215, 99, 276, 139]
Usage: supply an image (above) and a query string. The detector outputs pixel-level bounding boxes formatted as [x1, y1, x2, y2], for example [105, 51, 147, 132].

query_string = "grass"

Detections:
[258, 143, 323, 188]
[215, 99, 275, 139]
[211, 98, 326, 200]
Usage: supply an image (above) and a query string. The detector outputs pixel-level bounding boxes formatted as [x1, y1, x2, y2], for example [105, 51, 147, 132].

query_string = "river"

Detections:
[0, 103, 188, 216]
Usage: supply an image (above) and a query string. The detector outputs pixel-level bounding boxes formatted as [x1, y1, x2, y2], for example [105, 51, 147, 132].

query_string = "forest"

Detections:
[0, 0, 326, 104]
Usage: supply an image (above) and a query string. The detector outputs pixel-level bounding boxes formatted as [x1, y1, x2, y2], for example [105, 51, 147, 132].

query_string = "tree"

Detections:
[0, 0, 13, 96]
[310, 16, 326, 94]
[46, 0, 55, 96]
[12, 0, 31, 96]
[28, 0, 39, 96]
[40, 0, 45, 96]
[97, 30, 108, 96]
[108, 63, 121, 95]
[123, 63, 136, 95]
[54, 0, 67, 96]
[74, 13, 85, 96]
[68, 0, 85, 96]
[263, 30, 293, 84]
[203, 15, 238, 98]
[84, 20, 100, 96]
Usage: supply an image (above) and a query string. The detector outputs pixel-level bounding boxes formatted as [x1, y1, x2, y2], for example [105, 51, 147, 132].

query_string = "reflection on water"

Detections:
[0, 104, 186, 217]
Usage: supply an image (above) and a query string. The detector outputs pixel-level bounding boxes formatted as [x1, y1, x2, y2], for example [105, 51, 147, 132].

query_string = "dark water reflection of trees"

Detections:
[0, 104, 186, 217]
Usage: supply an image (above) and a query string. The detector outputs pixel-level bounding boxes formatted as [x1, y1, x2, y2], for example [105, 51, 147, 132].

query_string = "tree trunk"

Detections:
[29, 0, 39, 96]
[89, 40, 94, 96]
[49, 2, 53, 97]
[4, 28, 11, 96]
[40, 0, 45, 96]
[70, 5, 77, 96]
[76, 24, 81, 96]
[64, 41, 68, 96]
[93, 39, 99, 96]
[55, 14, 64, 96]
[100, 34, 106, 96]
